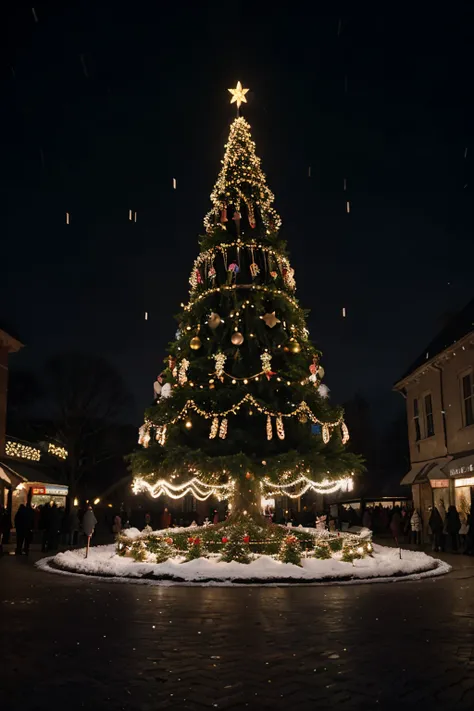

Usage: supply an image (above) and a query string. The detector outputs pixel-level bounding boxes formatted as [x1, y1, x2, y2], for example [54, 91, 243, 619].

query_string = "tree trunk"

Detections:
[227, 474, 266, 525]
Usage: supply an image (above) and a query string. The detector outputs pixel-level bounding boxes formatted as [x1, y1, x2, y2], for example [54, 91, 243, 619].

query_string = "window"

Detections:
[413, 398, 421, 441]
[424, 393, 434, 437]
[462, 372, 474, 426]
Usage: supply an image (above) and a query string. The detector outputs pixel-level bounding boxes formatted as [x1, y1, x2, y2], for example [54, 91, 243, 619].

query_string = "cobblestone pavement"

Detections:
[2, 551, 474, 711]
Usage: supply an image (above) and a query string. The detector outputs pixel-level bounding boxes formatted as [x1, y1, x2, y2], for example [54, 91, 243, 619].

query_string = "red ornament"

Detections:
[165, 537, 173, 545]
[187, 537, 194, 544]
[265, 370, 277, 381]
[195, 269, 202, 284]
[243, 535, 250, 544]
[194, 537, 201, 545]
[221, 536, 228, 544]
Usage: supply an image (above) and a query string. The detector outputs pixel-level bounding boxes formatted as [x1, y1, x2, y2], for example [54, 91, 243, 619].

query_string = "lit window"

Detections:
[413, 398, 421, 441]
[462, 372, 474, 427]
[424, 393, 434, 437]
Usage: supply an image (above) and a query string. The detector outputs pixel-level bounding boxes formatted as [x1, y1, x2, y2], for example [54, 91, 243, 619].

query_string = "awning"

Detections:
[400, 457, 452, 486]
[0, 466, 11, 485]
[400, 462, 430, 485]
[443, 453, 474, 478]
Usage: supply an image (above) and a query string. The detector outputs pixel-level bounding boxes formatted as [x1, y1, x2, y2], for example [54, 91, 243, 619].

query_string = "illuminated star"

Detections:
[228, 81, 249, 109]
[261, 312, 280, 328]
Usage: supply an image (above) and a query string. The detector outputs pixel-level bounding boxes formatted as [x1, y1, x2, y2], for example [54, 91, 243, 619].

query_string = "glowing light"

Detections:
[93, 498, 100, 505]
[5, 440, 41, 462]
[132, 476, 234, 502]
[228, 81, 249, 109]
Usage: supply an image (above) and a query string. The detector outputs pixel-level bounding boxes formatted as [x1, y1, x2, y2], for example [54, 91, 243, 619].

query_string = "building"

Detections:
[394, 299, 474, 536]
[0, 326, 23, 455]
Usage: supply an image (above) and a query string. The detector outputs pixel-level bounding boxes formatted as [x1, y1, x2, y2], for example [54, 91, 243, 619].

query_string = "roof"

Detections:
[0, 326, 23, 353]
[0, 457, 61, 485]
[398, 297, 474, 383]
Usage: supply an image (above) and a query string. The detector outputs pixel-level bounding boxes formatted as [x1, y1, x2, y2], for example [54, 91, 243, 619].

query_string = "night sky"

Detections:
[4, 5, 474, 427]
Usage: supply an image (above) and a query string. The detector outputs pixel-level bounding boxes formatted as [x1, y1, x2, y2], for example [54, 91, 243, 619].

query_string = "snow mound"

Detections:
[37, 543, 450, 586]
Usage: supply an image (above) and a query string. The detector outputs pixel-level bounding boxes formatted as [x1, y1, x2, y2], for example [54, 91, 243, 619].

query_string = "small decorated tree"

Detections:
[278, 535, 302, 566]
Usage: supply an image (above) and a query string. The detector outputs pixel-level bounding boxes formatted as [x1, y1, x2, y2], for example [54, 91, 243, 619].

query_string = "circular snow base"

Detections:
[37, 543, 451, 587]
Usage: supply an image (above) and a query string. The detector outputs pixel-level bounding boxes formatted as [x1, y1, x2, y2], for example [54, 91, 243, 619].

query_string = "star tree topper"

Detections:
[261, 312, 281, 328]
[228, 81, 249, 110]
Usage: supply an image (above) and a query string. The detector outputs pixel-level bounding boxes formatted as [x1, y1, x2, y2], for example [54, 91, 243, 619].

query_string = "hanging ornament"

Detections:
[276, 415, 285, 440]
[155, 425, 167, 445]
[309, 356, 318, 375]
[231, 332, 244, 346]
[318, 383, 330, 398]
[209, 417, 219, 439]
[208, 266, 216, 282]
[322, 424, 330, 444]
[284, 338, 301, 354]
[168, 355, 177, 371]
[232, 210, 241, 234]
[260, 352, 272, 373]
[208, 312, 221, 329]
[266, 415, 273, 441]
[220, 205, 228, 223]
[190, 336, 202, 350]
[309, 373, 317, 384]
[247, 200, 256, 228]
[341, 421, 350, 444]
[194, 269, 203, 284]
[282, 266, 296, 290]
[227, 262, 240, 285]
[317, 365, 325, 379]
[250, 262, 260, 278]
[270, 270, 278, 280]
[219, 418, 228, 439]
[178, 359, 190, 385]
[261, 311, 280, 328]
[213, 352, 226, 377]
[298, 413, 308, 424]
[138, 423, 149, 446]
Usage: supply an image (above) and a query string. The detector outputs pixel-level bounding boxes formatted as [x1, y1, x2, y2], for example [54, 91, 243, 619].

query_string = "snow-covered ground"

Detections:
[37, 543, 450, 586]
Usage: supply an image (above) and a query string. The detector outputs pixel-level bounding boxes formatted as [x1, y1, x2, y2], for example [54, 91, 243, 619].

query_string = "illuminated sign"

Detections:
[30, 485, 68, 496]
[454, 477, 474, 488]
[449, 463, 474, 477]
[430, 479, 449, 489]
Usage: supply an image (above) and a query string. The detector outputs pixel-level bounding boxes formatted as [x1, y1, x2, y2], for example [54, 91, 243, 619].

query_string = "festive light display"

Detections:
[203, 117, 282, 235]
[263, 475, 354, 498]
[5, 440, 41, 462]
[47, 443, 68, 460]
[184, 283, 301, 313]
[228, 81, 249, 109]
[145, 393, 345, 429]
[133, 476, 234, 502]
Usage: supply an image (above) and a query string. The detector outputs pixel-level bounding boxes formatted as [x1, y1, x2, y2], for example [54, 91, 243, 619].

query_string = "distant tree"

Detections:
[42, 353, 133, 497]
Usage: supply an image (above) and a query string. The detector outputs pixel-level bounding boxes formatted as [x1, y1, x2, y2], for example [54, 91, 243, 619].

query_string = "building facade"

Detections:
[394, 300, 474, 537]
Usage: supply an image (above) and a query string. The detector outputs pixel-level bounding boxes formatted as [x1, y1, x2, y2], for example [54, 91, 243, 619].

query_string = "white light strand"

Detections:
[133, 476, 234, 502]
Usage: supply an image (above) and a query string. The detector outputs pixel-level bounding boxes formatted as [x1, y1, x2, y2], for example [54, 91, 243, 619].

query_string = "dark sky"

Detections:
[3, 4, 474, 426]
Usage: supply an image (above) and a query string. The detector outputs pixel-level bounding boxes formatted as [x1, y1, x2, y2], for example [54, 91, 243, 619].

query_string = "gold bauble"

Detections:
[285, 337, 301, 354]
[190, 336, 202, 350]
[231, 332, 244, 346]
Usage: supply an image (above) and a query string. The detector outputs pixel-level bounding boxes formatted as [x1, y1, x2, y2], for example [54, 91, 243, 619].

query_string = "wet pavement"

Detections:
[2, 550, 474, 710]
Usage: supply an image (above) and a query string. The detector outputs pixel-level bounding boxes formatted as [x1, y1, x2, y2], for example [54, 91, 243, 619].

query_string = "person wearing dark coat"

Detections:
[446, 505, 461, 552]
[429, 506, 444, 552]
[39, 504, 51, 551]
[15, 504, 34, 555]
[47, 503, 62, 551]
[0, 504, 12, 552]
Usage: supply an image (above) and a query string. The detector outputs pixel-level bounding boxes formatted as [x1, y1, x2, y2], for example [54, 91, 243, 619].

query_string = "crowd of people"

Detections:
[0, 501, 98, 556]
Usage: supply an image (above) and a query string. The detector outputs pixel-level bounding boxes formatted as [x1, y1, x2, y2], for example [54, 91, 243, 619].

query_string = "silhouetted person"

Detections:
[390, 507, 402, 546]
[15, 504, 34, 555]
[446, 505, 461, 552]
[39, 503, 51, 551]
[160, 507, 172, 529]
[0, 504, 12, 553]
[429, 506, 444, 552]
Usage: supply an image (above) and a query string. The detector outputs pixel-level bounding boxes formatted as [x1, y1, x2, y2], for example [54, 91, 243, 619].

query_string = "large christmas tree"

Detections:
[132, 83, 362, 524]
